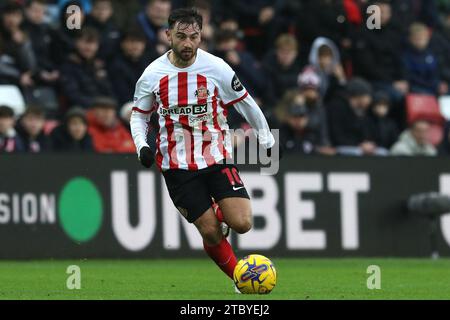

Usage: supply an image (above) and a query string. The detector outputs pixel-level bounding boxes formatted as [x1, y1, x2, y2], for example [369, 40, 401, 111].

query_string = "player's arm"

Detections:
[219, 61, 277, 155]
[130, 75, 155, 168]
[233, 94, 275, 150]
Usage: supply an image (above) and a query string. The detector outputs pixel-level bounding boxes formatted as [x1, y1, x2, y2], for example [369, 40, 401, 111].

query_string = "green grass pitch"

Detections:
[0, 258, 449, 300]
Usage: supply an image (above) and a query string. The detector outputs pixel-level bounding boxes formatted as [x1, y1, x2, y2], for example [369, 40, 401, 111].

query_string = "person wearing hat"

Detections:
[86, 96, 135, 153]
[279, 90, 334, 155]
[297, 67, 335, 155]
[50, 107, 94, 152]
[328, 77, 388, 156]
[0, 105, 24, 153]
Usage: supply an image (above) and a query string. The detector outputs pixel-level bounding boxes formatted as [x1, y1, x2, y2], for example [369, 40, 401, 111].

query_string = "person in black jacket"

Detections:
[328, 78, 388, 156]
[15, 106, 51, 153]
[369, 92, 399, 149]
[84, 0, 120, 62]
[262, 33, 303, 106]
[60, 27, 115, 109]
[109, 29, 157, 106]
[353, 1, 409, 104]
[23, 0, 60, 86]
[50, 107, 94, 152]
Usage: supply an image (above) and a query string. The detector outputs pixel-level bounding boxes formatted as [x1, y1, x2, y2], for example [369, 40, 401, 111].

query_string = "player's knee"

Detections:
[200, 224, 222, 245]
[233, 214, 252, 234]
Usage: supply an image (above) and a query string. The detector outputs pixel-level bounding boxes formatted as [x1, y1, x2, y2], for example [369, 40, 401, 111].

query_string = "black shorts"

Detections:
[162, 164, 250, 223]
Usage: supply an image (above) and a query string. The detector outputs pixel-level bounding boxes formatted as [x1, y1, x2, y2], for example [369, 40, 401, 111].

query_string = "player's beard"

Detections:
[173, 46, 197, 62]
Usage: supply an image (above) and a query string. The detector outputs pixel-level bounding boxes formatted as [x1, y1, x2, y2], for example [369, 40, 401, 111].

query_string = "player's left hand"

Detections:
[266, 141, 283, 160]
[139, 146, 155, 168]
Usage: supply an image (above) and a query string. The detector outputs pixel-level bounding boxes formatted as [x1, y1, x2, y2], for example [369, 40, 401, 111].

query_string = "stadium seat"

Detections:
[439, 95, 450, 121]
[0, 85, 26, 117]
[406, 94, 446, 146]
[406, 94, 445, 125]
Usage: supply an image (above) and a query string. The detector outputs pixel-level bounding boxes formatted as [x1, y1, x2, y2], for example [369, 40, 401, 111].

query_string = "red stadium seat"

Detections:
[406, 94, 446, 146]
[406, 94, 445, 125]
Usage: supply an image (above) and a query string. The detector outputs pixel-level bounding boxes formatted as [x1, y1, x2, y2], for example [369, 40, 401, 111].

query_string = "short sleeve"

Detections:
[219, 61, 248, 106]
[132, 74, 154, 114]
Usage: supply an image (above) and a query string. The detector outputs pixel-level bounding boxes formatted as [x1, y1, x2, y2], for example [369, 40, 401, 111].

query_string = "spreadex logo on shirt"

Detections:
[158, 104, 208, 116]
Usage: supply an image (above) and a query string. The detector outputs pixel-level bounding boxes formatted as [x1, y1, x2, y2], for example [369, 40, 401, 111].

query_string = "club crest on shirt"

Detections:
[194, 85, 210, 100]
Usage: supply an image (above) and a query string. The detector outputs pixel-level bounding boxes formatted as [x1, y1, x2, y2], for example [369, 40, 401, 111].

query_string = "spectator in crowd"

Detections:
[439, 121, 450, 155]
[50, 0, 86, 65]
[109, 29, 154, 106]
[50, 107, 94, 152]
[328, 78, 388, 156]
[278, 89, 334, 156]
[298, 67, 335, 155]
[84, 0, 120, 62]
[24, 0, 60, 86]
[15, 106, 51, 152]
[391, 120, 438, 156]
[308, 37, 346, 103]
[228, 0, 286, 59]
[353, 1, 409, 104]
[136, 0, 171, 55]
[0, 2, 36, 88]
[213, 29, 267, 105]
[403, 22, 447, 95]
[60, 27, 115, 109]
[0, 105, 24, 153]
[369, 92, 399, 149]
[262, 33, 303, 105]
[87, 96, 135, 153]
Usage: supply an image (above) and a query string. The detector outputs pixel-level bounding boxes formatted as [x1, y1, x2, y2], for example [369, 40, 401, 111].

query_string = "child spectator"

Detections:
[15, 106, 51, 152]
[50, 107, 94, 152]
[369, 92, 399, 149]
[87, 96, 135, 153]
[403, 22, 447, 95]
[391, 120, 437, 156]
[308, 37, 346, 102]
[0, 105, 24, 153]
[84, 0, 120, 62]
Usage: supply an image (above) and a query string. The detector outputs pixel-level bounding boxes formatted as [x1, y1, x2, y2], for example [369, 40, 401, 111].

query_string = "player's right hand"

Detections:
[139, 146, 154, 168]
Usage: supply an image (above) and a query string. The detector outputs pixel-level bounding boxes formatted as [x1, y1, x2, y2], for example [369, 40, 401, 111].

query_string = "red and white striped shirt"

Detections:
[130, 48, 274, 171]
